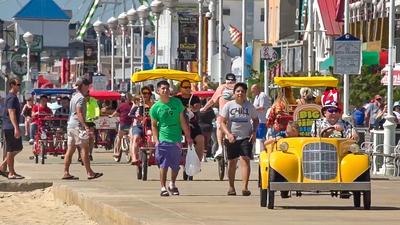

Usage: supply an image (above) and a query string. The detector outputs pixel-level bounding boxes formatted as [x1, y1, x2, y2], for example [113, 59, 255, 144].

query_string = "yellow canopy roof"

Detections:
[274, 76, 338, 87]
[131, 69, 201, 83]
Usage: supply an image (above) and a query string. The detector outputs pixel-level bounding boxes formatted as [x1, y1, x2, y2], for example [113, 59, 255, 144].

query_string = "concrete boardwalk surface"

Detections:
[1, 143, 400, 225]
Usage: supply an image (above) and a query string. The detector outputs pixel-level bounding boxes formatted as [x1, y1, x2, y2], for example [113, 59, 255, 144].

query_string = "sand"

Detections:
[0, 188, 98, 225]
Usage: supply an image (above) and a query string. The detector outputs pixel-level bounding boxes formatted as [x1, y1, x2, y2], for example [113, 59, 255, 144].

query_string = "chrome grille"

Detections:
[302, 142, 337, 180]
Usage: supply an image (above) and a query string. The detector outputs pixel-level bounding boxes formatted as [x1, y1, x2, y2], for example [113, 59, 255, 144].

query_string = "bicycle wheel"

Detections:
[41, 142, 46, 164]
[113, 136, 122, 162]
[141, 151, 148, 181]
[217, 157, 225, 181]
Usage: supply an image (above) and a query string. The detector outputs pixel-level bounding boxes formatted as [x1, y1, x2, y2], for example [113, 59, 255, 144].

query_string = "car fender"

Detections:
[259, 150, 270, 189]
[340, 153, 370, 182]
[269, 151, 299, 182]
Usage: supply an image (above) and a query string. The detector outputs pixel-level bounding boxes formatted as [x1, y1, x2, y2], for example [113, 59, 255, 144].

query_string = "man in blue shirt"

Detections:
[0, 78, 24, 179]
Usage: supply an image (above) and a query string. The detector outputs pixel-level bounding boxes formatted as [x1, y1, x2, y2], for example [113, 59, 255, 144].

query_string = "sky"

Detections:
[0, 0, 140, 23]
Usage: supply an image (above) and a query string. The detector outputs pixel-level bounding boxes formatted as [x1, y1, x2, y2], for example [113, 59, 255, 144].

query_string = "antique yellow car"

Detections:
[259, 77, 371, 209]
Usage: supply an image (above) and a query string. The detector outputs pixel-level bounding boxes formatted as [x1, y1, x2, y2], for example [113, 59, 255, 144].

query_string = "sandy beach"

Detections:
[0, 188, 98, 225]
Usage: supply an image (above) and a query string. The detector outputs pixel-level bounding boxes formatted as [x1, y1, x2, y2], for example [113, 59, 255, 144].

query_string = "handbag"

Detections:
[185, 144, 201, 176]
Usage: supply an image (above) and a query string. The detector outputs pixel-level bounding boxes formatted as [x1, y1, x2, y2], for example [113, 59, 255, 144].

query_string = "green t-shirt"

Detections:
[150, 97, 184, 143]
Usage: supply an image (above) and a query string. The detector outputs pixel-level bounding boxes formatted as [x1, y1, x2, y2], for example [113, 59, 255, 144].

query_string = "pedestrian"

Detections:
[29, 95, 52, 145]
[62, 77, 103, 180]
[150, 80, 192, 197]
[250, 84, 270, 158]
[200, 73, 237, 158]
[220, 82, 259, 196]
[0, 78, 24, 179]
[21, 97, 33, 139]
[365, 95, 383, 130]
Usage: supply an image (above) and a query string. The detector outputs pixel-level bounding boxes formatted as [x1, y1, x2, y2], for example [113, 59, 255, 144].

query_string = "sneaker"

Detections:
[160, 187, 170, 197]
[29, 139, 34, 145]
[214, 148, 223, 159]
[168, 186, 180, 196]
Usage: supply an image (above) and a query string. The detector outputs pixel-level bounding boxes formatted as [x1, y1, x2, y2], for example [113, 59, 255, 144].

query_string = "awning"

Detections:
[317, 0, 343, 36]
[89, 89, 121, 100]
[274, 76, 338, 87]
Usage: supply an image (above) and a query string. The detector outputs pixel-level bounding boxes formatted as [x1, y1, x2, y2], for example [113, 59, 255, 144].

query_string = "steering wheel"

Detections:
[320, 126, 336, 138]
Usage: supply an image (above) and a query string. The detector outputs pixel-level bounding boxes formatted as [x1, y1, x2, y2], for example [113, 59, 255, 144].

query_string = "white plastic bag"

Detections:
[185, 145, 201, 176]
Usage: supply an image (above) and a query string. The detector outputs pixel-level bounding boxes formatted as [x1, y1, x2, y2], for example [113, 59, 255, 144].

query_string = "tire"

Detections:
[183, 170, 189, 181]
[141, 151, 148, 181]
[40, 142, 45, 165]
[34, 154, 38, 164]
[267, 189, 275, 209]
[218, 157, 225, 181]
[363, 191, 371, 210]
[353, 191, 361, 208]
[260, 188, 267, 207]
[136, 164, 142, 180]
[113, 137, 122, 162]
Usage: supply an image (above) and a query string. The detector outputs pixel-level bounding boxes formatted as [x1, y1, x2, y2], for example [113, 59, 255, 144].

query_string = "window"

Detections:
[223, 8, 230, 16]
[260, 8, 264, 22]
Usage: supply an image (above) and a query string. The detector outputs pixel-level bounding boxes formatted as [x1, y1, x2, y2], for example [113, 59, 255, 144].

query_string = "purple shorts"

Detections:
[156, 142, 182, 172]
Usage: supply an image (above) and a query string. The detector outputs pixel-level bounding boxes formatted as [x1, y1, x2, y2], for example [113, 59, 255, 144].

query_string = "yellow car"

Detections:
[259, 77, 371, 209]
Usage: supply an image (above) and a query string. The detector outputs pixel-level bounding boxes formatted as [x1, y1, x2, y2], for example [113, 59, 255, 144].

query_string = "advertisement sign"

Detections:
[178, 13, 198, 61]
[92, 73, 107, 90]
[293, 104, 322, 137]
[143, 37, 155, 70]
[83, 40, 98, 76]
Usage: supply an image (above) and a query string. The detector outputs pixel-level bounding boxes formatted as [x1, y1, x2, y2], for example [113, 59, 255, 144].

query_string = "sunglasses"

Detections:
[327, 108, 340, 113]
[142, 92, 150, 95]
[181, 86, 191, 89]
[16, 83, 21, 86]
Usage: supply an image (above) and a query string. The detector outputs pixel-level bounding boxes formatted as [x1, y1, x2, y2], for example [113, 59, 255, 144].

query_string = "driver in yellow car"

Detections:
[310, 89, 358, 141]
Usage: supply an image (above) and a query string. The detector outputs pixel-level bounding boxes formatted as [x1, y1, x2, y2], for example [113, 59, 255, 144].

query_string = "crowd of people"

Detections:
[1, 72, 388, 197]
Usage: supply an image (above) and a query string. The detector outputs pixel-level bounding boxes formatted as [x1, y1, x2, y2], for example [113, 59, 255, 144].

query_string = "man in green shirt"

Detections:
[85, 96, 99, 161]
[150, 80, 192, 197]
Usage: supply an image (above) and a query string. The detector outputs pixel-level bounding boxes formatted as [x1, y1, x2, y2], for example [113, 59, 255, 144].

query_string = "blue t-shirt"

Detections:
[2, 93, 21, 130]
[353, 109, 364, 126]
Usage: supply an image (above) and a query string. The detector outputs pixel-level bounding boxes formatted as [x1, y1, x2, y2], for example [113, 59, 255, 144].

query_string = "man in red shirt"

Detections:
[29, 95, 53, 144]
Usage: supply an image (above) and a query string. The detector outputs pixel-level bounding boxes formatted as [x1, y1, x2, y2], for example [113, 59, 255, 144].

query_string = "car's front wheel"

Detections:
[267, 189, 275, 209]
[363, 191, 371, 210]
[353, 191, 361, 208]
[260, 188, 267, 207]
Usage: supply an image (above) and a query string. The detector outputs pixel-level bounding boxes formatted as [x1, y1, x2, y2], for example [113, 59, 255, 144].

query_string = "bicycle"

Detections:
[113, 130, 132, 163]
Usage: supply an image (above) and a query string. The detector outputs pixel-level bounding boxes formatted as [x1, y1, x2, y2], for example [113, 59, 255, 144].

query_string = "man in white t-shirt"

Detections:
[393, 101, 400, 123]
[250, 84, 270, 157]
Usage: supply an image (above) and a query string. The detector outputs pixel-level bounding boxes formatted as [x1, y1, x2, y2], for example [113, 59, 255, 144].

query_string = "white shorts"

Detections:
[67, 129, 89, 146]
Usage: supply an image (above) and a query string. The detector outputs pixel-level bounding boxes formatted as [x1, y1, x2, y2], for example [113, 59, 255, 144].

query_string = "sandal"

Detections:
[242, 190, 251, 196]
[62, 175, 79, 180]
[160, 189, 170, 197]
[88, 172, 103, 180]
[168, 187, 180, 196]
[227, 188, 236, 196]
[0, 170, 9, 178]
[8, 174, 25, 180]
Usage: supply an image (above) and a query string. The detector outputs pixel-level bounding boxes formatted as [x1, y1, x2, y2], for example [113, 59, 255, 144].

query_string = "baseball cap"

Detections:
[394, 101, 400, 108]
[225, 73, 236, 81]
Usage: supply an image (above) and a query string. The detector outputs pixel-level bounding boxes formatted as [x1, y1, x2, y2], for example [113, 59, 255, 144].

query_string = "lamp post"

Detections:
[207, 0, 217, 81]
[138, 5, 149, 72]
[118, 12, 128, 88]
[240, 0, 246, 82]
[0, 38, 6, 96]
[164, 0, 178, 70]
[263, 0, 269, 96]
[218, 0, 223, 85]
[151, 0, 164, 69]
[343, 0, 351, 121]
[93, 20, 105, 73]
[383, 0, 396, 175]
[127, 7, 137, 78]
[198, 0, 204, 90]
[23, 32, 33, 83]
[307, 0, 314, 76]
[107, 16, 118, 91]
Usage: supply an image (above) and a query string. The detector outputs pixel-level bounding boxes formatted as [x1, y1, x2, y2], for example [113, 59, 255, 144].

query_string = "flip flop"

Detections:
[0, 171, 9, 178]
[88, 172, 103, 180]
[8, 174, 24, 180]
[160, 189, 170, 197]
[61, 175, 79, 180]
[242, 190, 251, 196]
[227, 188, 236, 196]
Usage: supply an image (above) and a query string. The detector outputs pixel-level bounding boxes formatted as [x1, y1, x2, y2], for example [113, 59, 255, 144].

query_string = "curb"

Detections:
[52, 184, 146, 225]
[0, 181, 52, 192]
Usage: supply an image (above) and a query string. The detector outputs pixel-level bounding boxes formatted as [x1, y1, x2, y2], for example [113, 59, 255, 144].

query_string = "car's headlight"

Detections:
[349, 144, 360, 153]
[279, 142, 289, 151]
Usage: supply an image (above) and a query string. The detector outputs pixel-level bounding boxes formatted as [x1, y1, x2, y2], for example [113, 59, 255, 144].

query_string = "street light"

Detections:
[137, 5, 149, 72]
[23, 32, 34, 83]
[118, 12, 129, 88]
[127, 7, 137, 79]
[163, 0, 178, 70]
[151, 0, 164, 69]
[0, 38, 6, 97]
[93, 19, 105, 73]
[107, 16, 118, 91]
[218, 0, 223, 85]
[198, 0, 204, 90]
